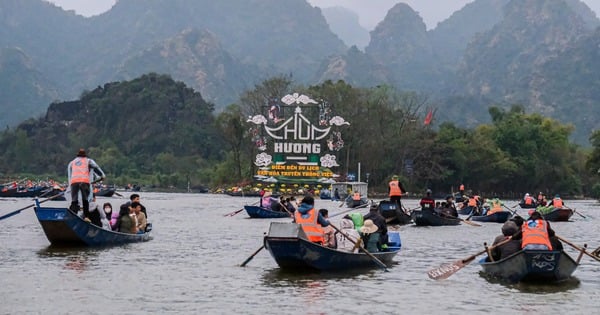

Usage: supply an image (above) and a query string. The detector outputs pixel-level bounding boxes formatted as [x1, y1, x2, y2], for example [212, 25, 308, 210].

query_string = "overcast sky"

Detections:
[48, 0, 600, 30]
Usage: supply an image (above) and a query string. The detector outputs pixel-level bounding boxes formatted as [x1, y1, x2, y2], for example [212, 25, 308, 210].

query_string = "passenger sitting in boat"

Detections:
[439, 196, 458, 217]
[359, 220, 380, 252]
[260, 191, 275, 210]
[489, 221, 521, 261]
[333, 188, 340, 201]
[351, 190, 361, 207]
[536, 192, 547, 206]
[419, 189, 435, 210]
[551, 194, 565, 208]
[336, 216, 361, 252]
[363, 204, 388, 247]
[132, 202, 147, 234]
[293, 196, 330, 244]
[522, 193, 537, 207]
[520, 211, 556, 250]
[319, 209, 336, 248]
[486, 196, 503, 215]
[86, 195, 111, 230]
[117, 203, 138, 234]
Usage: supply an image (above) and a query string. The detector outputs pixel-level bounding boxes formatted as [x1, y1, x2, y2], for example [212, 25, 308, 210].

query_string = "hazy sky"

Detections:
[48, 0, 600, 30]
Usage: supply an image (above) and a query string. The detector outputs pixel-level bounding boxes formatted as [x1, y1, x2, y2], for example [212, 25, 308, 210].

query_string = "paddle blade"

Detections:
[427, 258, 474, 280]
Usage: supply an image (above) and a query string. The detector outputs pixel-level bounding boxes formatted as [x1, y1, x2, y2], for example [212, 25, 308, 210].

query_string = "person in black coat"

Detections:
[363, 204, 388, 248]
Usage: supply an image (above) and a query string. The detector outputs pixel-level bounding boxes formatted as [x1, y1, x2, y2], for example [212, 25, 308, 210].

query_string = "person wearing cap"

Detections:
[293, 196, 330, 244]
[489, 221, 522, 261]
[67, 148, 105, 221]
[363, 204, 388, 246]
[388, 175, 406, 208]
[551, 194, 565, 208]
[359, 220, 380, 252]
[419, 189, 435, 210]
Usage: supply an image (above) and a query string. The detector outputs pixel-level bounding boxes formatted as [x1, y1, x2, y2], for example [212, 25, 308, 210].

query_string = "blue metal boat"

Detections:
[469, 211, 512, 223]
[479, 250, 580, 283]
[34, 199, 151, 246]
[263, 222, 400, 271]
[244, 205, 290, 218]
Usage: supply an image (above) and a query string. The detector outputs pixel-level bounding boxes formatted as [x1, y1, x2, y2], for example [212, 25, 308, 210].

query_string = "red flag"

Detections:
[424, 109, 433, 126]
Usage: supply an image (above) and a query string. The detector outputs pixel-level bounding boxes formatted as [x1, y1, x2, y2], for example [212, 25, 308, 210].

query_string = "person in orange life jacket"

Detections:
[519, 211, 562, 250]
[522, 193, 536, 206]
[419, 189, 435, 210]
[551, 194, 565, 208]
[67, 148, 105, 220]
[486, 196, 503, 215]
[293, 196, 330, 244]
[363, 204, 388, 246]
[388, 175, 406, 207]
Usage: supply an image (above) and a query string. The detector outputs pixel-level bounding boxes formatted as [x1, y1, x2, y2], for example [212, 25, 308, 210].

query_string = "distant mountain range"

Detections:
[1, 0, 599, 144]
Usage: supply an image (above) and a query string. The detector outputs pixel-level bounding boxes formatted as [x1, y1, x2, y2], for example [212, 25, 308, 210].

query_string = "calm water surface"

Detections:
[1, 193, 599, 314]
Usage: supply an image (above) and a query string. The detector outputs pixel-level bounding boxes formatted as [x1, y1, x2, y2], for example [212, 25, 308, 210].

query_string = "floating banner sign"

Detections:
[248, 93, 350, 184]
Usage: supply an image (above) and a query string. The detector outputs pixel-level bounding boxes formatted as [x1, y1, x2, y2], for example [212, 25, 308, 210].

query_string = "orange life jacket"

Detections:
[295, 208, 324, 244]
[521, 220, 552, 250]
[552, 198, 563, 208]
[488, 200, 502, 215]
[352, 192, 361, 201]
[524, 196, 533, 205]
[389, 180, 402, 197]
[70, 157, 90, 184]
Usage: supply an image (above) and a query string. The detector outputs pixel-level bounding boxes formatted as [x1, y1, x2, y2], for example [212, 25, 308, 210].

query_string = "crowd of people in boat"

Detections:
[487, 210, 563, 261]
[291, 195, 396, 253]
[71, 193, 150, 234]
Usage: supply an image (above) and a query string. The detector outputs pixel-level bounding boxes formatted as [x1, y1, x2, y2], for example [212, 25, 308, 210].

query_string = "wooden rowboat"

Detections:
[541, 208, 573, 222]
[378, 200, 412, 225]
[479, 249, 579, 283]
[469, 211, 512, 223]
[264, 222, 400, 271]
[244, 205, 290, 218]
[34, 199, 151, 246]
[412, 208, 461, 226]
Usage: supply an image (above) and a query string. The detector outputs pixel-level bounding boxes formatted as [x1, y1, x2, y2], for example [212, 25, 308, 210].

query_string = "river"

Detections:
[0, 193, 598, 314]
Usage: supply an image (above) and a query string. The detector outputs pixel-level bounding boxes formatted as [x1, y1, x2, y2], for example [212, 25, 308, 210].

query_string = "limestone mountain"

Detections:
[0, 47, 59, 129]
[320, 6, 370, 50]
[119, 29, 258, 106]
[365, 3, 438, 92]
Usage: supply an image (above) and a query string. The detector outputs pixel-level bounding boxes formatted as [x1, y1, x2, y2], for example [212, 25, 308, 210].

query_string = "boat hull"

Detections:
[542, 208, 573, 222]
[34, 200, 151, 246]
[378, 200, 412, 225]
[470, 211, 512, 223]
[244, 205, 290, 218]
[412, 208, 461, 226]
[480, 250, 578, 283]
[264, 222, 400, 271]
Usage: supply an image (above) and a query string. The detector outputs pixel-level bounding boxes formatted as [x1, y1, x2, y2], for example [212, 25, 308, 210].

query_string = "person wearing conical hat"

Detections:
[359, 219, 380, 253]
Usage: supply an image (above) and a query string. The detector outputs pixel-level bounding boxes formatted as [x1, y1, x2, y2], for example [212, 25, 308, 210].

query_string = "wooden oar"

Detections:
[329, 223, 389, 271]
[240, 245, 265, 267]
[0, 193, 65, 221]
[565, 207, 586, 219]
[555, 235, 600, 263]
[502, 204, 519, 217]
[428, 237, 512, 280]
[224, 201, 259, 217]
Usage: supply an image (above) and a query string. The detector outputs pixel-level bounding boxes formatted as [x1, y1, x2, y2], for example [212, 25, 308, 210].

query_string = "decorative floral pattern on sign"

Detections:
[281, 93, 318, 105]
[254, 152, 272, 167]
[329, 116, 350, 126]
[320, 154, 339, 168]
[247, 115, 268, 125]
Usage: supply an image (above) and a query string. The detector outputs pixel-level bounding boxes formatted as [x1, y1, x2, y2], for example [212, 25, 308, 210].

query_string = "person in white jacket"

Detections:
[336, 216, 361, 252]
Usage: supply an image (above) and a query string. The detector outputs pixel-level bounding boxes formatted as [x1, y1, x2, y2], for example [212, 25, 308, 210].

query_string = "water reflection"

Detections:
[478, 272, 581, 293]
[37, 246, 100, 274]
